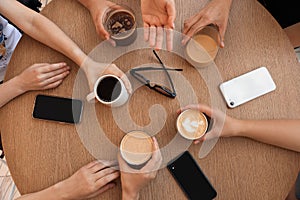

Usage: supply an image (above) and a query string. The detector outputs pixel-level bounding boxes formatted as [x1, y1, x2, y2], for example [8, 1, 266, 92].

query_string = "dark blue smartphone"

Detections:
[33, 94, 83, 124]
[167, 151, 217, 200]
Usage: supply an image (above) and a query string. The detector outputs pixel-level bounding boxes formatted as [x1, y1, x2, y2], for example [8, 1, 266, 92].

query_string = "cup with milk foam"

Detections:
[176, 109, 209, 140]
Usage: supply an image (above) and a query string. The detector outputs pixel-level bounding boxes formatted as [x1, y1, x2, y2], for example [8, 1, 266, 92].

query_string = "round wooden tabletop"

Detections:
[1, 0, 300, 199]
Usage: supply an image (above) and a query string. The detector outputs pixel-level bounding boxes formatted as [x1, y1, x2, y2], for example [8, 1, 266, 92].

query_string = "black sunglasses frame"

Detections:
[130, 50, 182, 98]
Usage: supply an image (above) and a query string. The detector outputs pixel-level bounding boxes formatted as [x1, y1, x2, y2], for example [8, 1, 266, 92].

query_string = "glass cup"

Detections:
[185, 24, 221, 68]
[103, 4, 137, 46]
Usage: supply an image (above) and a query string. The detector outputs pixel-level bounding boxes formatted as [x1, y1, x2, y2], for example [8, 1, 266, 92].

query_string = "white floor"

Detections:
[0, 159, 20, 200]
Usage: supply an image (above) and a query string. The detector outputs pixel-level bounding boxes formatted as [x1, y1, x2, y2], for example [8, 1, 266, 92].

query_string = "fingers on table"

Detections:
[95, 170, 120, 188]
[31, 63, 68, 88]
[94, 167, 119, 181]
[88, 160, 118, 172]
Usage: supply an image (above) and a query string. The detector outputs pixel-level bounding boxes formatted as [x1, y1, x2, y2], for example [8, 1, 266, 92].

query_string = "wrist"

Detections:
[52, 181, 72, 200]
[9, 76, 27, 94]
[233, 119, 249, 137]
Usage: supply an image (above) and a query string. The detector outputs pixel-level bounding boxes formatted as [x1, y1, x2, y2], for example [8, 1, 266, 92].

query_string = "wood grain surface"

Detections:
[0, 0, 299, 199]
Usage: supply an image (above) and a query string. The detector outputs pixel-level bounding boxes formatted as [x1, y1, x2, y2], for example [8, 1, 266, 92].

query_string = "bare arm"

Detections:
[236, 119, 300, 152]
[179, 104, 300, 152]
[0, 63, 69, 108]
[16, 161, 119, 200]
[0, 0, 87, 66]
[0, 0, 132, 92]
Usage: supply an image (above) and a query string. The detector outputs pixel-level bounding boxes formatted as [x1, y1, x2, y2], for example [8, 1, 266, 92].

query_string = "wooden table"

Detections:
[1, 0, 300, 199]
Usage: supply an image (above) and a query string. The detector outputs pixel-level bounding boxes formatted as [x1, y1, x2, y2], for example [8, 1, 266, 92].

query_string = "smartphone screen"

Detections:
[219, 67, 276, 108]
[33, 95, 83, 124]
[167, 151, 217, 200]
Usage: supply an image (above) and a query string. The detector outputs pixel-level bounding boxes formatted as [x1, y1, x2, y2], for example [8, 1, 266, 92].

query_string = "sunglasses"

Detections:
[130, 50, 182, 98]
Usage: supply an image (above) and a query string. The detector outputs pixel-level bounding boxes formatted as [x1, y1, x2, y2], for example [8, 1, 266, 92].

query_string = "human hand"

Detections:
[14, 62, 70, 92]
[141, 0, 176, 51]
[178, 104, 240, 144]
[182, 0, 232, 47]
[119, 137, 162, 200]
[82, 59, 132, 94]
[55, 160, 119, 200]
[81, 0, 116, 44]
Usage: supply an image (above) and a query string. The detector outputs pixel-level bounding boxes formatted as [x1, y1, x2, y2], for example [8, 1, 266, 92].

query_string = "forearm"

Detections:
[0, 0, 87, 67]
[0, 77, 25, 108]
[16, 183, 66, 200]
[78, 0, 104, 10]
[236, 119, 300, 152]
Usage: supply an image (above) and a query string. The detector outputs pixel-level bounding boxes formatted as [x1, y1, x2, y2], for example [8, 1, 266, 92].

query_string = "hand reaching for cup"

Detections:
[118, 137, 162, 200]
[178, 104, 237, 144]
[78, 0, 116, 41]
[182, 0, 232, 47]
[82, 58, 132, 94]
[141, 0, 176, 51]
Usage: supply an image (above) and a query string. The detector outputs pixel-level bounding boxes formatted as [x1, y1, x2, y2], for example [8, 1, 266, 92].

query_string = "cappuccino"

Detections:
[177, 109, 208, 140]
[120, 131, 153, 169]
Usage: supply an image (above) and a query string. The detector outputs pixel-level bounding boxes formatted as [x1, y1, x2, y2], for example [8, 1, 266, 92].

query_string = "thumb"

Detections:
[97, 21, 110, 40]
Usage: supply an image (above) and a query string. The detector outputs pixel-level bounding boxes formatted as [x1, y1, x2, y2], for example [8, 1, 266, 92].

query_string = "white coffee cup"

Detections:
[86, 74, 129, 107]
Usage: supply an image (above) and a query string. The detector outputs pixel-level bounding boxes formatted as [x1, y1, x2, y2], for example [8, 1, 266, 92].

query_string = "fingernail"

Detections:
[221, 41, 225, 48]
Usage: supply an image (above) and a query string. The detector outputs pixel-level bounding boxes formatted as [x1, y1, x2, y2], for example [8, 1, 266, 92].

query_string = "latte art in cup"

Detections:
[177, 109, 208, 140]
[120, 131, 153, 169]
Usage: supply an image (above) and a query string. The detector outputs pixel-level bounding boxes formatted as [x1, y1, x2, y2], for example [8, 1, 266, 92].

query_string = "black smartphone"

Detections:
[167, 151, 217, 200]
[33, 94, 83, 124]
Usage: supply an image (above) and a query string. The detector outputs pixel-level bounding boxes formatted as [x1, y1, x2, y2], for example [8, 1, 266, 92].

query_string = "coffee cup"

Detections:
[176, 109, 209, 140]
[103, 4, 137, 46]
[86, 74, 129, 107]
[185, 24, 221, 68]
[120, 130, 153, 169]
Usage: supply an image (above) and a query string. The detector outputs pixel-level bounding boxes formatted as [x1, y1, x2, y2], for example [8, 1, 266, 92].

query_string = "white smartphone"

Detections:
[219, 67, 276, 108]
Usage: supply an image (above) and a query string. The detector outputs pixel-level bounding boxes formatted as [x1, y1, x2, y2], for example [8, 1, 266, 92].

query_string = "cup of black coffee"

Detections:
[103, 4, 137, 46]
[86, 75, 129, 107]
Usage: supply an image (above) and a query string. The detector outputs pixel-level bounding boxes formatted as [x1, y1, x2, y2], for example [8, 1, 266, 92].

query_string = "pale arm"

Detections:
[0, 0, 132, 92]
[16, 160, 119, 200]
[0, 77, 25, 108]
[179, 104, 300, 152]
[0, 0, 86, 66]
[235, 119, 300, 152]
[0, 63, 69, 108]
